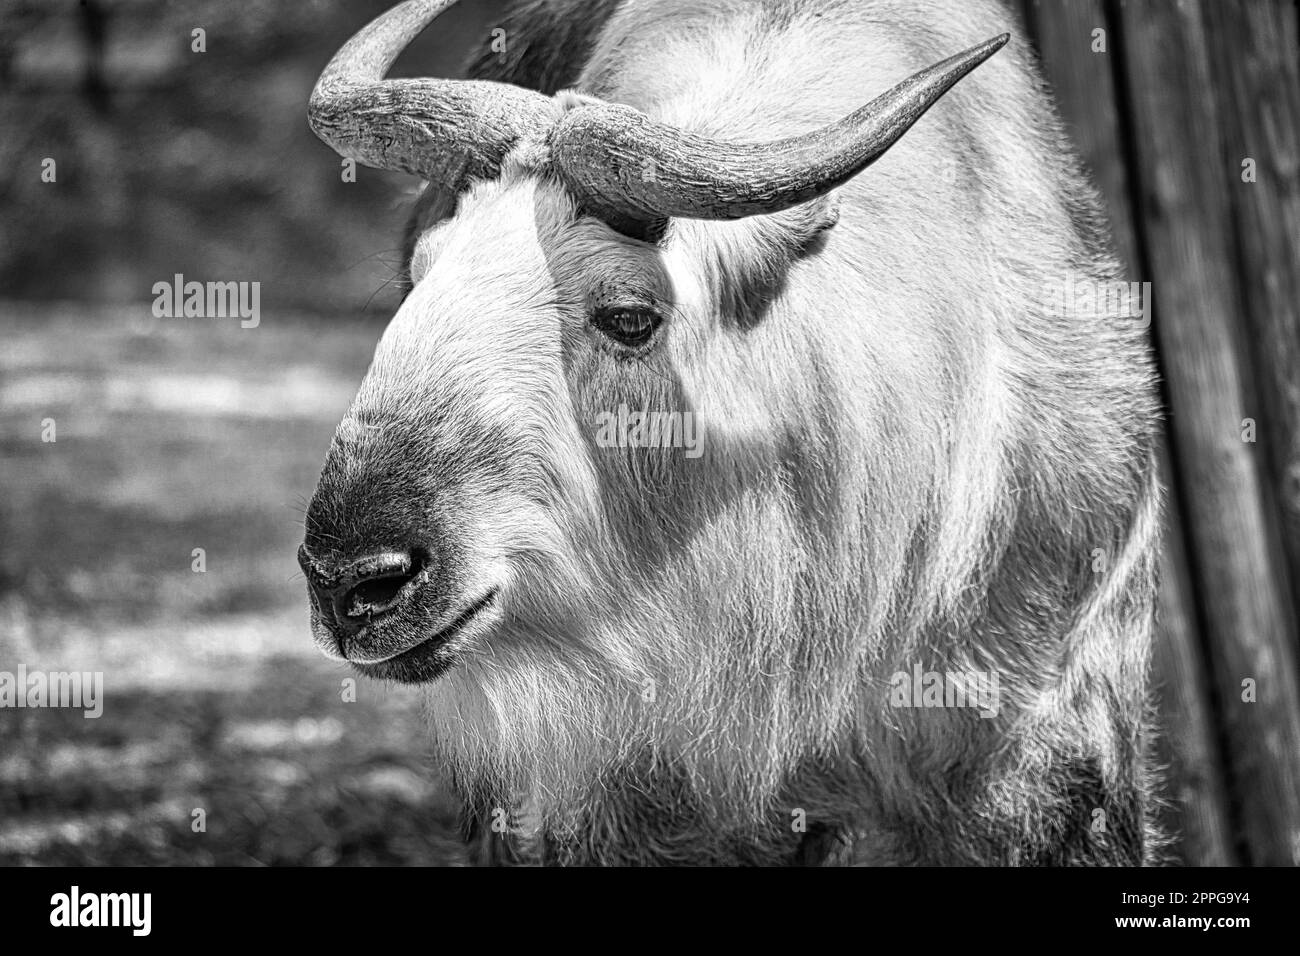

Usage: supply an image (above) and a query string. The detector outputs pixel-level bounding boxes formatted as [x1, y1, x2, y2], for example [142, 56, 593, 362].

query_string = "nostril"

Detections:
[346, 571, 414, 614]
[336, 550, 426, 620]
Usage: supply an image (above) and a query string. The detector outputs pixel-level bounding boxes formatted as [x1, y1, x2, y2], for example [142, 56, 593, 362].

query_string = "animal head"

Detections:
[299, 0, 1008, 823]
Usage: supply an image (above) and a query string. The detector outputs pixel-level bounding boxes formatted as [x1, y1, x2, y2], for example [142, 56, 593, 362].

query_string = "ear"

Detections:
[702, 192, 842, 329]
[784, 193, 841, 253]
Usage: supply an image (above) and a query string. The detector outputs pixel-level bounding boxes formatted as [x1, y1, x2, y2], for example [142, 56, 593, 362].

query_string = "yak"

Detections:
[299, 0, 1162, 865]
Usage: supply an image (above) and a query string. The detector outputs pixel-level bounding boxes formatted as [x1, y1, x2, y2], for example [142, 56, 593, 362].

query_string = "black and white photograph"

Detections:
[0, 0, 1297, 901]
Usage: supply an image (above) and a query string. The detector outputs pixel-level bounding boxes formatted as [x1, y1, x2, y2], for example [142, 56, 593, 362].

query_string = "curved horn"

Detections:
[550, 34, 1010, 235]
[308, 0, 555, 186]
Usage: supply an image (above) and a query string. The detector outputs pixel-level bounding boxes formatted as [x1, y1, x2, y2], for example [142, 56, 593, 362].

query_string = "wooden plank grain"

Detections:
[1029, 0, 1235, 865]
[1201, 0, 1300, 652]
[1116, 0, 1300, 866]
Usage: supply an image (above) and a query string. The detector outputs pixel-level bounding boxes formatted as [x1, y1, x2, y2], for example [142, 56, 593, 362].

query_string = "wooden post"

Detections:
[1116, 0, 1300, 867]
[1201, 0, 1300, 649]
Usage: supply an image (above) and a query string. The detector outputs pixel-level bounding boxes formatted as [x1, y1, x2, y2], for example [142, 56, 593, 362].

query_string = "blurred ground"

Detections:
[0, 303, 467, 865]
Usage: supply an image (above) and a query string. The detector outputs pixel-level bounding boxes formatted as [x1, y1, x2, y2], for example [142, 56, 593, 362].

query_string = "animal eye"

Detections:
[591, 306, 662, 349]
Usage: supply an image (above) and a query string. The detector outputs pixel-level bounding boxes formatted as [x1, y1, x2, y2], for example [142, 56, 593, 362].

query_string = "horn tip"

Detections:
[982, 33, 1011, 56]
[961, 32, 1010, 69]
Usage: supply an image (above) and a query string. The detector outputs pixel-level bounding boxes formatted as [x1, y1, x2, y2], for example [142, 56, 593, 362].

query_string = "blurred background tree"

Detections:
[0, 0, 509, 312]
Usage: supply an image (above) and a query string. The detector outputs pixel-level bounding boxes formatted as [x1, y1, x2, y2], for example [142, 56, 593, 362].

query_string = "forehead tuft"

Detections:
[404, 169, 588, 290]
[499, 136, 555, 180]
[401, 138, 570, 288]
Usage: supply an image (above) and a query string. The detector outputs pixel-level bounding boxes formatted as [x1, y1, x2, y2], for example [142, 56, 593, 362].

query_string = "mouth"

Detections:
[346, 587, 500, 684]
